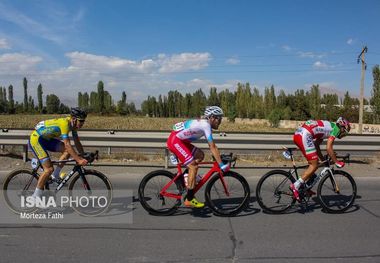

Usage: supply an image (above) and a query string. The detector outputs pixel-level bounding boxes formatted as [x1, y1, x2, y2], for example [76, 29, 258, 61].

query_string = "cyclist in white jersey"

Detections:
[167, 106, 230, 208]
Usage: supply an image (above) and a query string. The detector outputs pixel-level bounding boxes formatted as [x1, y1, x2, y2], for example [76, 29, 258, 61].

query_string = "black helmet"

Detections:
[70, 107, 87, 120]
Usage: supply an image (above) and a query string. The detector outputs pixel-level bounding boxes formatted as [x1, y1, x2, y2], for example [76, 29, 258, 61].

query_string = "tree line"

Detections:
[0, 65, 379, 125]
[141, 65, 380, 125]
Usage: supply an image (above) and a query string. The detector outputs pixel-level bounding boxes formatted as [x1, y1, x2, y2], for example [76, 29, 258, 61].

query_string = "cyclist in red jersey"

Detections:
[290, 117, 351, 201]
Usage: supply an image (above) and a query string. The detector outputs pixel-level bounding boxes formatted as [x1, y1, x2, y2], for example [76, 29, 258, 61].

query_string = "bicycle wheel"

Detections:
[205, 171, 250, 216]
[138, 170, 183, 216]
[256, 170, 296, 214]
[317, 170, 357, 213]
[68, 169, 113, 217]
[3, 169, 39, 214]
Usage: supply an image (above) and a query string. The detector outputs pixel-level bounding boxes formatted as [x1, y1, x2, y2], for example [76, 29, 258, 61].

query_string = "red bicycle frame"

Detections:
[159, 161, 230, 200]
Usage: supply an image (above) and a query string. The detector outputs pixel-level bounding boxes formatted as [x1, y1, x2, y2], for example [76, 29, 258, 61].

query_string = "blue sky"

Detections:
[0, 0, 379, 106]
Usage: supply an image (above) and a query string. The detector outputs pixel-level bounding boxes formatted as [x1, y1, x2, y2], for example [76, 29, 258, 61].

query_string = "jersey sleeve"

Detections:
[202, 121, 213, 142]
[328, 122, 340, 141]
[60, 119, 70, 140]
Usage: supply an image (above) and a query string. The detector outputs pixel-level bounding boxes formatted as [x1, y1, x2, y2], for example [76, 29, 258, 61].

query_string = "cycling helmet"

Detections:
[336, 117, 351, 132]
[204, 106, 224, 118]
[70, 107, 87, 120]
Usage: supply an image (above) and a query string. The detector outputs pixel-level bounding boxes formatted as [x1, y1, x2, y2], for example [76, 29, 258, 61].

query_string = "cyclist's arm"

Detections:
[326, 137, 338, 163]
[208, 141, 223, 164]
[63, 138, 84, 163]
[314, 138, 324, 161]
[72, 130, 84, 155]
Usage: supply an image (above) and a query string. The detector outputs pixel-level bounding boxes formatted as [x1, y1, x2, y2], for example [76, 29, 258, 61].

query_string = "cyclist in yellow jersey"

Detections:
[29, 107, 88, 199]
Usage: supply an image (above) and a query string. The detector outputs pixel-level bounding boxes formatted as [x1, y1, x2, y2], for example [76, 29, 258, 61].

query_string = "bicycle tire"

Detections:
[317, 170, 357, 213]
[205, 171, 250, 216]
[3, 169, 39, 214]
[68, 169, 113, 217]
[138, 170, 183, 216]
[256, 170, 296, 214]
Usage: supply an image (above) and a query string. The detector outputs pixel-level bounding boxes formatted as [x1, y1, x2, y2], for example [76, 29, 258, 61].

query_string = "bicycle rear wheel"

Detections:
[205, 171, 250, 216]
[317, 170, 357, 213]
[68, 169, 113, 217]
[3, 169, 39, 214]
[138, 170, 182, 216]
[256, 170, 296, 214]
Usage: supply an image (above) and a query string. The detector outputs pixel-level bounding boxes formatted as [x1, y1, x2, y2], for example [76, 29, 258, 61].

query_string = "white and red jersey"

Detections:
[300, 120, 339, 140]
[172, 119, 213, 143]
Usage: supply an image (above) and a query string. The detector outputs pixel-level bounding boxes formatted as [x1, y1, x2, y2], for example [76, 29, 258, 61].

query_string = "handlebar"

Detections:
[322, 153, 350, 167]
[219, 153, 237, 168]
[80, 150, 99, 163]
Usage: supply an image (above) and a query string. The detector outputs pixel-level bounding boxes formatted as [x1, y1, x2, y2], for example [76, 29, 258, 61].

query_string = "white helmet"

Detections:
[204, 106, 224, 118]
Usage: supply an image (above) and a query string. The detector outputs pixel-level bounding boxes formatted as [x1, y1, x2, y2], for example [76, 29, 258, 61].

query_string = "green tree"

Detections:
[8, 85, 15, 114]
[117, 91, 128, 115]
[78, 92, 83, 108]
[308, 84, 321, 119]
[46, 94, 60, 113]
[37, 83, 43, 113]
[370, 65, 380, 123]
[208, 87, 219, 105]
[23, 77, 28, 112]
[97, 81, 105, 113]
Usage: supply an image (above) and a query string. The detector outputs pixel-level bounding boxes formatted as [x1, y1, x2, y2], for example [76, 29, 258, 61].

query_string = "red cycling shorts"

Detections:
[293, 128, 318, 161]
[167, 131, 197, 166]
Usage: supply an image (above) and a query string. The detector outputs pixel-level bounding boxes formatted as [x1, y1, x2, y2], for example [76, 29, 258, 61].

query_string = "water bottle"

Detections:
[183, 173, 202, 187]
[282, 150, 291, 160]
[183, 173, 188, 187]
[59, 172, 67, 179]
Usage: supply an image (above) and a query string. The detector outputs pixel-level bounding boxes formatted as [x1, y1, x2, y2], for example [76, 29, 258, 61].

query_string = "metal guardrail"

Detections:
[1, 129, 380, 166]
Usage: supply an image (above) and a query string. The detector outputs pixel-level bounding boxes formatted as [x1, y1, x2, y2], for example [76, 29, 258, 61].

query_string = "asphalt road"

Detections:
[0, 165, 379, 263]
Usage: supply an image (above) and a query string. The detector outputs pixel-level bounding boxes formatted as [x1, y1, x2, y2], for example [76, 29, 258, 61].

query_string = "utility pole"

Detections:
[357, 46, 367, 134]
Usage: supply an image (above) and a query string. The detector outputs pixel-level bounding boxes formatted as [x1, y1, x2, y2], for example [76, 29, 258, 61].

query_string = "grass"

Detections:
[0, 114, 293, 132]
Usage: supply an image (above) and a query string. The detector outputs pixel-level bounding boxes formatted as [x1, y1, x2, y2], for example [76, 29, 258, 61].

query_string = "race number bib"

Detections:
[173, 122, 185, 131]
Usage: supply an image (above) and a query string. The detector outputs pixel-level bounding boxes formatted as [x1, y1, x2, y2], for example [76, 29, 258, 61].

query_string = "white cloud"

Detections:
[157, 52, 211, 73]
[225, 57, 240, 65]
[298, 51, 325, 59]
[313, 61, 329, 70]
[0, 38, 11, 49]
[347, 38, 354, 45]
[0, 53, 42, 73]
[282, 45, 292, 52]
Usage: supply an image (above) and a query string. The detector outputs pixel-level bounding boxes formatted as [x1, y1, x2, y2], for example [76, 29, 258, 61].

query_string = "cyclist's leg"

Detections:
[167, 134, 203, 207]
[29, 132, 54, 197]
[48, 140, 68, 179]
[292, 131, 319, 199]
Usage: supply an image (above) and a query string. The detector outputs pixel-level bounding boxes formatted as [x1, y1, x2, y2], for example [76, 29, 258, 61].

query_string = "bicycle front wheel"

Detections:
[205, 171, 250, 216]
[138, 170, 182, 216]
[3, 169, 39, 214]
[256, 170, 296, 214]
[68, 169, 113, 217]
[317, 170, 357, 213]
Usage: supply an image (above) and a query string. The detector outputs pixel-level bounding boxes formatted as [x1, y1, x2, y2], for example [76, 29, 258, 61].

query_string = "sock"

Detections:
[294, 178, 304, 190]
[32, 188, 43, 198]
[186, 189, 194, 201]
[52, 167, 62, 179]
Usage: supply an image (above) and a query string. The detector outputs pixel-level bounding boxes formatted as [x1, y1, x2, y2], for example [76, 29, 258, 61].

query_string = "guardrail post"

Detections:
[164, 148, 169, 168]
[23, 145, 28, 162]
[108, 147, 112, 155]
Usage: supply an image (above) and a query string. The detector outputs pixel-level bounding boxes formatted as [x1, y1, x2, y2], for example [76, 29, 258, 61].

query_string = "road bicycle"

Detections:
[256, 147, 357, 214]
[3, 151, 113, 216]
[138, 153, 250, 216]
